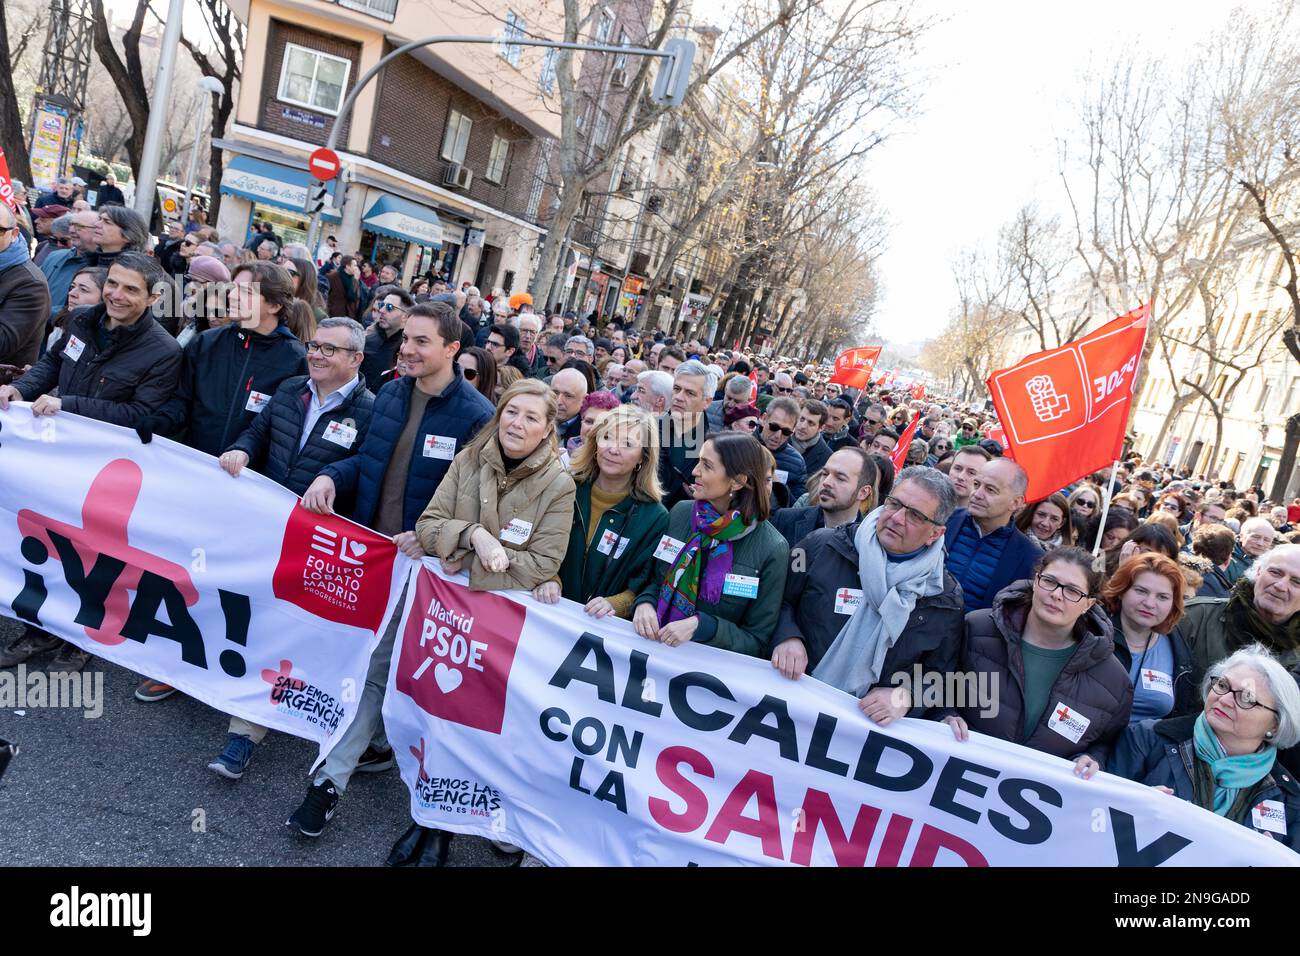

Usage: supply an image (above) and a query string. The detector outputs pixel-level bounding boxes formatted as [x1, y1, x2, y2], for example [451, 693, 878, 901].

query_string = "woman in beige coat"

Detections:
[394, 379, 575, 867]
[416, 377, 576, 592]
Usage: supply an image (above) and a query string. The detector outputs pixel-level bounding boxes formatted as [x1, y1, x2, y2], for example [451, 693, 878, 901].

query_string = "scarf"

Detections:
[791, 432, 819, 454]
[1226, 577, 1300, 654]
[655, 501, 749, 626]
[813, 510, 948, 698]
[0, 235, 31, 273]
[1192, 713, 1275, 816]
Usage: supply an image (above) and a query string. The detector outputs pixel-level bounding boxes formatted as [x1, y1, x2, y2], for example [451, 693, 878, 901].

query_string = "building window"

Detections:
[277, 43, 352, 116]
[539, 48, 557, 94]
[337, 0, 398, 21]
[576, 99, 593, 133]
[595, 8, 614, 43]
[487, 136, 510, 183]
[593, 108, 611, 148]
[441, 110, 472, 164]
[613, 28, 629, 71]
[501, 10, 525, 66]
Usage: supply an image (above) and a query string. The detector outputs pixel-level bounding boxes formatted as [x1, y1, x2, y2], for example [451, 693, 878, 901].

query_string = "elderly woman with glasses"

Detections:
[1067, 483, 1102, 538]
[941, 546, 1134, 777]
[1110, 644, 1300, 851]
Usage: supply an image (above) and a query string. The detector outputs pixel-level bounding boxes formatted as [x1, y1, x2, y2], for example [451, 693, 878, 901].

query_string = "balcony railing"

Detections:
[332, 0, 397, 21]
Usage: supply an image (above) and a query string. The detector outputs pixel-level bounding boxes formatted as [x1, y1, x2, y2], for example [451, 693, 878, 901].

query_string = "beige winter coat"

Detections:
[416, 433, 576, 591]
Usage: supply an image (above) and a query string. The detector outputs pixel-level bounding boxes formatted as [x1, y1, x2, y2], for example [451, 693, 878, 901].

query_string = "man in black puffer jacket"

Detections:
[144, 261, 308, 456]
[219, 318, 374, 499]
[0, 253, 182, 674]
[203, 317, 374, 780]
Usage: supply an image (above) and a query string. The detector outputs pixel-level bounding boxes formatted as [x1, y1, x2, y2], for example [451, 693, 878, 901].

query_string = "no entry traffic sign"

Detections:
[308, 147, 341, 181]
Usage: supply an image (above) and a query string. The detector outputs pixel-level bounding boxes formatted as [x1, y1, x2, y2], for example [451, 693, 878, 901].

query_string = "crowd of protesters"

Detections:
[3, 177, 1300, 864]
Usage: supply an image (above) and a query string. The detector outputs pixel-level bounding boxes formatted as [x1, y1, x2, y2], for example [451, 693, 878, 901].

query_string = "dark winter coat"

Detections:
[778, 518, 964, 715]
[0, 256, 51, 368]
[770, 505, 825, 548]
[321, 369, 494, 531]
[1109, 715, 1300, 853]
[359, 325, 403, 393]
[225, 374, 375, 497]
[800, 434, 833, 476]
[152, 322, 308, 456]
[634, 499, 790, 658]
[944, 508, 1043, 612]
[557, 481, 670, 605]
[12, 304, 181, 426]
[954, 580, 1134, 767]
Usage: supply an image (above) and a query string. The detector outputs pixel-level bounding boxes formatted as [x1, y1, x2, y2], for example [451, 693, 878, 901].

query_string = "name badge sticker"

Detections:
[654, 535, 685, 563]
[63, 335, 85, 361]
[322, 421, 357, 448]
[1046, 702, 1091, 744]
[423, 434, 457, 460]
[245, 390, 271, 413]
[1253, 799, 1288, 835]
[1139, 669, 1174, 696]
[722, 573, 760, 599]
[500, 518, 533, 545]
[596, 529, 619, 556]
[774, 469, 789, 485]
[834, 588, 864, 615]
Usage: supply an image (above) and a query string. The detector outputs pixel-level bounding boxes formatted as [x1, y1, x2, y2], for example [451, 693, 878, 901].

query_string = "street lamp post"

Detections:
[181, 76, 226, 227]
[133, 0, 185, 220]
[303, 35, 695, 250]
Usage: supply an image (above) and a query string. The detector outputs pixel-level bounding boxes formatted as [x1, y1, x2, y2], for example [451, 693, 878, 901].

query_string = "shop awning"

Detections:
[218, 155, 341, 222]
[362, 194, 443, 247]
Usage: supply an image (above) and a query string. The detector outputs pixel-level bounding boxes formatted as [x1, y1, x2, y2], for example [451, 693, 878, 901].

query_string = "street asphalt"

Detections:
[0, 617, 508, 867]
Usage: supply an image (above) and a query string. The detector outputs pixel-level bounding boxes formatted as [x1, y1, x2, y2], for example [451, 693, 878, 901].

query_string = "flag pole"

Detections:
[1091, 458, 1121, 568]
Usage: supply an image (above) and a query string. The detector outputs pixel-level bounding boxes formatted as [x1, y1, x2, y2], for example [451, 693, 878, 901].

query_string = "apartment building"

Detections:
[216, 0, 562, 291]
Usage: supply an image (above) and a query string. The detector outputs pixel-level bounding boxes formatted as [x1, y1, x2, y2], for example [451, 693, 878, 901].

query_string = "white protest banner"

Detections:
[0, 406, 409, 759]
[384, 564, 1298, 866]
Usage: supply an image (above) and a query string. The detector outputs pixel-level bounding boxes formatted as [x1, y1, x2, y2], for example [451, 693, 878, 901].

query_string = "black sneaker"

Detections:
[286, 781, 339, 837]
[356, 745, 395, 773]
[48, 641, 91, 673]
[0, 627, 62, 667]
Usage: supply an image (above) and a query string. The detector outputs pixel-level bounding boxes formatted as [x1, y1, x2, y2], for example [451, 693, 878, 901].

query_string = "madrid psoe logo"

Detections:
[395, 569, 525, 734]
[1025, 375, 1070, 422]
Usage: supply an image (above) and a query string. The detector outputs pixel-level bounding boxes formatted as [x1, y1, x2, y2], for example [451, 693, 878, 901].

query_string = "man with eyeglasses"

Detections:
[360, 287, 414, 392]
[755, 396, 807, 501]
[773, 465, 964, 727]
[40, 209, 101, 314]
[0, 200, 51, 368]
[487, 323, 530, 375]
[201, 318, 377, 779]
[757, 371, 793, 413]
[944, 458, 1042, 613]
[954, 418, 981, 450]
[518, 313, 547, 379]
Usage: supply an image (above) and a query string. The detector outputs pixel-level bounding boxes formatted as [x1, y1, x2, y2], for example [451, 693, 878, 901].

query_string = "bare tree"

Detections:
[90, 0, 152, 178]
[0, 1, 48, 181]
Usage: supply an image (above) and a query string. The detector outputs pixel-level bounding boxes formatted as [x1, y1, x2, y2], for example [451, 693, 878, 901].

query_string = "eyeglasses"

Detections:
[1075, 499, 1097, 510]
[880, 495, 942, 527]
[565, 348, 588, 358]
[771, 385, 791, 394]
[1209, 676, 1279, 714]
[181, 239, 197, 248]
[1160, 500, 1181, 511]
[461, 367, 478, 381]
[305, 341, 357, 357]
[865, 417, 882, 426]
[1035, 572, 1090, 603]
[766, 422, 794, 437]
[376, 302, 405, 313]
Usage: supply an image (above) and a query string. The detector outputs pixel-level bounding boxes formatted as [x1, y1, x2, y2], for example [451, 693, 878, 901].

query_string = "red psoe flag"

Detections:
[985, 303, 1150, 502]
[0, 148, 17, 211]
[911, 382, 926, 401]
[890, 411, 922, 473]
[830, 346, 882, 388]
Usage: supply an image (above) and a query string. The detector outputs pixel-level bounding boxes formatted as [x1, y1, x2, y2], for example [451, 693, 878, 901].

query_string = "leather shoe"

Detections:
[385, 824, 451, 867]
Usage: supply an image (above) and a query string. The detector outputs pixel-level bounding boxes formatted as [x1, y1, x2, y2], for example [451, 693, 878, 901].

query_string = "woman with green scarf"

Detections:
[1110, 644, 1300, 852]
[633, 431, 789, 658]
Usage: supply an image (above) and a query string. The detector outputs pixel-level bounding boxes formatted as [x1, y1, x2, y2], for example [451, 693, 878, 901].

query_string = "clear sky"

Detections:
[864, 0, 1237, 349]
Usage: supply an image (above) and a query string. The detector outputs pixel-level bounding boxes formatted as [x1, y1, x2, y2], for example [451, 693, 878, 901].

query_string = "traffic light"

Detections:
[304, 180, 329, 216]
[650, 38, 696, 108]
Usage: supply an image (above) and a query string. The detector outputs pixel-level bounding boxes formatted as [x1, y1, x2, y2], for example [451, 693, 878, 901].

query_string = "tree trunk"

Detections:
[0, 7, 32, 182]
[1145, 390, 1197, 463]
[531, 183, 586, 309]
[91, 0, 152, 180]
[1271, 413, 1300, 502]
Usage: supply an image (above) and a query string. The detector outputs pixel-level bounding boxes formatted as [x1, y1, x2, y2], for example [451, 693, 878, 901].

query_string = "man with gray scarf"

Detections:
[773, 465, 964, 724]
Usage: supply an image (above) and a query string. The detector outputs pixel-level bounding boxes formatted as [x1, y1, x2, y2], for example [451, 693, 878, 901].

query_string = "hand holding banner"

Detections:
[382, 564, 1297, 866]
[986, 304, 1149, 501]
